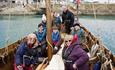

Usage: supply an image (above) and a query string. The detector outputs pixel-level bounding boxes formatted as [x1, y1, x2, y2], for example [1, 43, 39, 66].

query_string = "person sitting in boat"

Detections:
[52, 12, 61, 30]
[62, 34, 89, 70]
[61, 5, 74, 31]
[35, 23, 47, 57]
[71, 23, 86, 45]
[42, 14, 47, 29]
[52, 26, 60, 47]
[15, 33, 39, 70]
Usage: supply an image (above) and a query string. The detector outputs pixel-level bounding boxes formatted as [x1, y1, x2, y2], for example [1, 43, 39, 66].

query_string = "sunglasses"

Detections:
[65, 40, 72, 43]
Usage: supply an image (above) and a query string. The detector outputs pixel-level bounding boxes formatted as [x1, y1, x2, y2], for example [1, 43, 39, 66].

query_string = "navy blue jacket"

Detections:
[54, 16, 61, 25]
[15, 42, 38, 66]
[62, 10, 74, 27]
[52, 31, 60, 45]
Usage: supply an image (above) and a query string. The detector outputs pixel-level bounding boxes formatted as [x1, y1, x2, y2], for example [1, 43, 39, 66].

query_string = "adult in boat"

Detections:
[71, 23, 86, 45]
[35, 23, 47, 57]
[61, 5, 74, 33]
[62, 34, 89, 70]
[15, 33, 39, 70]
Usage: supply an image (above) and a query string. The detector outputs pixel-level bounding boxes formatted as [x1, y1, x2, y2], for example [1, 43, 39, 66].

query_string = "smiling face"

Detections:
[53, 29, 58, 33]
[64, 34, 73, 47]
[62, 6, 68, 13]
[27, 34, 36, 48]
[38, 25, 43, 33]
[65, 39, 72, 47]
[74, 25, 80, 31]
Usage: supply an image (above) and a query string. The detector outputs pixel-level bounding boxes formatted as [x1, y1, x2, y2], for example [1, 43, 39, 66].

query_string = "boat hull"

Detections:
[0, 40, 20, 70]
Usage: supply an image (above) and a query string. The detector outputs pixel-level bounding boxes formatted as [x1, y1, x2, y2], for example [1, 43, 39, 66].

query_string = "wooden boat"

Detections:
[0, 17, 115, 70]
[0, 0, 115, 70]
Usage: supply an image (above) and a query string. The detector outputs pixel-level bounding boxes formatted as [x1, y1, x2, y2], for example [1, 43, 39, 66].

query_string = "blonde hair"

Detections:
[64, 34, 73, 41]
[27, 33, 38, 48]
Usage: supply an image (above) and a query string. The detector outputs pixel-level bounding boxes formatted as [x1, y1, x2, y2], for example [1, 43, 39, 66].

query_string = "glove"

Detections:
[17, 65, 23, 70]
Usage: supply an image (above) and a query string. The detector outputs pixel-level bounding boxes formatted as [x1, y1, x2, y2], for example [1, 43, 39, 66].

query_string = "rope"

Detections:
[3, 1, 12, 59]
[100, 59, 113, 70]
[110, 60, 114, 70]
[0, 54, 6, 64]
[90, 43, 99, 57]
[82, 43, 90, 52]
[46, 36, 53, 50]
[91, 2, 96, 19]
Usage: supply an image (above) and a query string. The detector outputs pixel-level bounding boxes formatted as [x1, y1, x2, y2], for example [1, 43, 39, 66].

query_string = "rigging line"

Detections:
[76, 0, 80, 22]
[23, 3, 26, 35]
[5, 0, 12, 56]
[46, 36, 54, 56]
[91, 0, 96, 19]
[46, 36, 53, 51]
[36, 0, 39, 9]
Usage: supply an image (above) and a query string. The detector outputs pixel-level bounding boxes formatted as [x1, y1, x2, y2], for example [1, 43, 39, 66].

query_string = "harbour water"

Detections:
[0, 15, 115, 55]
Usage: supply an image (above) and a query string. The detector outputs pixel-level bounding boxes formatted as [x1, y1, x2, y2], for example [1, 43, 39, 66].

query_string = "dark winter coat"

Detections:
[15, 42, 39, 67]
[62, 10, 74, 27]
[52, 31, 60, 46]
[62, 10, 74, 34]
[52, 16, 61, 26]
[62, 41, 89, 70]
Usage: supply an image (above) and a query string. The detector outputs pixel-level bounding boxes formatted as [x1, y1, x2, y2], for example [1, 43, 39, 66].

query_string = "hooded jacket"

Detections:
[15, 42, 39, 67]
[62, 41, 89, 70]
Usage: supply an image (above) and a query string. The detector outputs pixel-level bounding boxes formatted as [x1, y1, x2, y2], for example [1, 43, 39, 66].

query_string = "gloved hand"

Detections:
[17, 65, 23, 70]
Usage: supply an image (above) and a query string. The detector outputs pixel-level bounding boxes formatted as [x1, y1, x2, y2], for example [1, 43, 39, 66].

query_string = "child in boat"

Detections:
[35, 23, 47, 57]
[42, 14, 47, 29]
[52, 26, 60, 47]
[15, 33, 39, 70]
[62, 34, 89, 70]
[52, 12, 61, 30]
[71, 23, 86, 45]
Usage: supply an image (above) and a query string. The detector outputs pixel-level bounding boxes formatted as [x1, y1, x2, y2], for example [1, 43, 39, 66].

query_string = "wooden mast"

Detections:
[76, 0, 80, 21]
[45, 0, 52, 61]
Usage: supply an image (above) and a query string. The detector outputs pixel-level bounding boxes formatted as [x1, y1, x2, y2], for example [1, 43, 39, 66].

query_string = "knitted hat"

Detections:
[42, 14, 46, 21]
